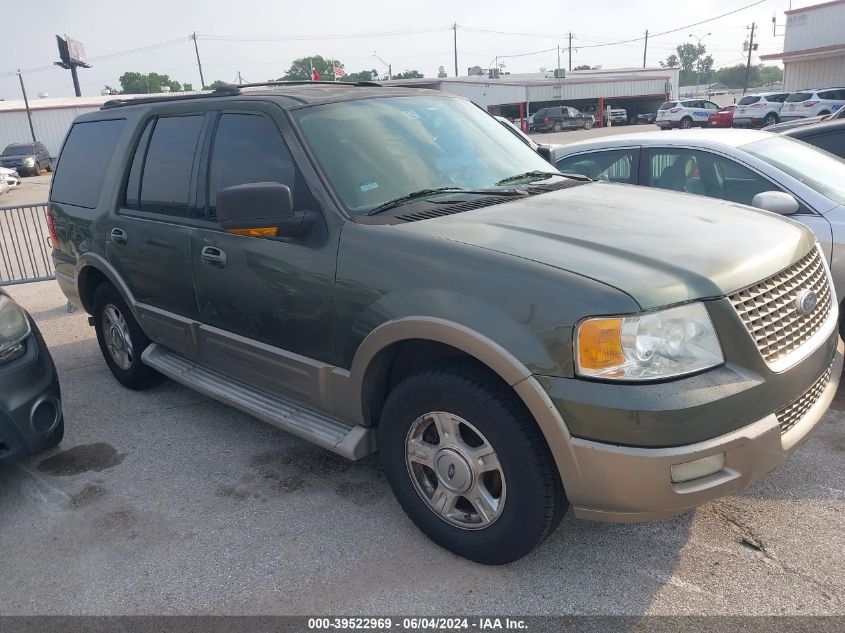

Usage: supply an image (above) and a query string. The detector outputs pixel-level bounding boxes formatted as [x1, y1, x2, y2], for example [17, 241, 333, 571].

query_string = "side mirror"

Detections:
[536, 145, 553, 164]
[751, 191, 800, 215]
[216, 182, 315, 238]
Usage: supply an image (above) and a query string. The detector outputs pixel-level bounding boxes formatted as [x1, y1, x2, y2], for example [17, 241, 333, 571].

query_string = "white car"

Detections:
[732, 92, 791, 128]
[781, 88, 845, 121]
[655, 99, 720, 129]
[0, 178, 9, 196]
[0, 167, 21, 189]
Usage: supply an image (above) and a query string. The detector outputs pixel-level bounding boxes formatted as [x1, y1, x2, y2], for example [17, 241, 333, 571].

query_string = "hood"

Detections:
[765, 115, 825, 132]
[397, 182, 816, 309]
[0, 155, 33, 164]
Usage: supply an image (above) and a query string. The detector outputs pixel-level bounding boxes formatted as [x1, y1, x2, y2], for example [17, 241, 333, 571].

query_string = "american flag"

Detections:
[333, 64, 347, 79]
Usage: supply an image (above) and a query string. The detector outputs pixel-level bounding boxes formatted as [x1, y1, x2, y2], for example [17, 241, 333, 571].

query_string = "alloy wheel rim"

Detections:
[405, 411, 506, 530]
[103, 304, 133, 370]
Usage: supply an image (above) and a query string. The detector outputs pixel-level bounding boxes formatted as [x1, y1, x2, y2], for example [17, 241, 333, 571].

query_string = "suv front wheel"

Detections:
[378, 361, 566, 565]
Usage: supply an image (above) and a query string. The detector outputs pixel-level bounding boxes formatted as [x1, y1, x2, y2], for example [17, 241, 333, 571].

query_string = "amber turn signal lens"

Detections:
[577, 318, 624, 370]
[225, 227, 279, 237]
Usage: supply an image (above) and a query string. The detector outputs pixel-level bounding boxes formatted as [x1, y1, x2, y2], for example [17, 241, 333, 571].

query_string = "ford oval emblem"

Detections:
[795, 290, 818, 315]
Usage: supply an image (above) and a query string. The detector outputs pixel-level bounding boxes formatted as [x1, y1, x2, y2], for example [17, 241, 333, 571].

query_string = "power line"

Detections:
[197, 26, 451, 42]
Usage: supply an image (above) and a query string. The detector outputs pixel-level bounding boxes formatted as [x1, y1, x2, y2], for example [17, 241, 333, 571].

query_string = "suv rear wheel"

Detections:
[763, 113, 779, 127]
[552, 121, 562, 132]
[680, 117, 693, 129]
[93, 283, 162, 390]
[378, 361, 566, 565]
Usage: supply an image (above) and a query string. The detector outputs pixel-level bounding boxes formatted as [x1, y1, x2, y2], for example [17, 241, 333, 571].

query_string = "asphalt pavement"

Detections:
[1, 280, 843, 616]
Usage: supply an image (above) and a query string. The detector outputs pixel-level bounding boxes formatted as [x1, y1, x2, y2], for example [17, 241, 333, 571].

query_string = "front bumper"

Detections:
[0, 320, 62, 463]
[561, 337, 842, 522]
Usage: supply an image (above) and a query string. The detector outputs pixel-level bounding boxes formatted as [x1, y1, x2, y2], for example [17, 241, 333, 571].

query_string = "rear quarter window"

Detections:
[659, 102, 677, 110]
[51, 119, 126, 209]
[738, 96, 760, 105]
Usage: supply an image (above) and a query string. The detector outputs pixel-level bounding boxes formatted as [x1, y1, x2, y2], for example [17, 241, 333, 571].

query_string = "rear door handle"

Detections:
[200, 246, 227, 268]
[110, 228, 128, 245]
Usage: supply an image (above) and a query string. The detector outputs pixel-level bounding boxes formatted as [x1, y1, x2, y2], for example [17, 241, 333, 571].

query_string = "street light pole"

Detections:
[688, 32, 711, 96]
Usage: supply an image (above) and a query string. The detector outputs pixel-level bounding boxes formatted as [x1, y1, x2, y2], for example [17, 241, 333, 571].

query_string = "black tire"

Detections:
[378, 361, 566, 565]
[680, 117, 693, 129]
[44, 417, 64, 449]
[46, 161, 53, 173]
[819, 111, 831, 117]
[32, 162, 41, 176]
[552, 121, 562, 132]
[583, 119, 593, 130]
[763, 113, 778, 127]
[93, 283, 162, 390]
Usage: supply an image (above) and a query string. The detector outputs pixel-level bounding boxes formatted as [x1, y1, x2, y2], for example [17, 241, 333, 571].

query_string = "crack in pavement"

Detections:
[707, 500, 843, 605]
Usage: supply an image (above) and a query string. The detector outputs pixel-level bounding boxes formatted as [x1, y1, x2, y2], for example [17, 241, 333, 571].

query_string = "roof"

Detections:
[761, 43, 845, 61]
[782, 118, 845, 138]
[785, 0, 845, 15]
[554, 129, 777, 153]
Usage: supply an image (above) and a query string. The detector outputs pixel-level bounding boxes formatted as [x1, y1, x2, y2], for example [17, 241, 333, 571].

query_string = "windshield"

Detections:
[294, 96, 555, 214]
[742, 136, 845, 206]
[3, 145, 34, 156]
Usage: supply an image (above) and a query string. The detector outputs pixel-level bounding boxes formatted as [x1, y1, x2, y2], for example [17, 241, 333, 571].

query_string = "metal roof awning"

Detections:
[761, 43, 845, 62]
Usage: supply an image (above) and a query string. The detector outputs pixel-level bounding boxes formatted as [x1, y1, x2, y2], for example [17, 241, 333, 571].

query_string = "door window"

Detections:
[207, 113, 313, 217]
[556, 149, 638, 183]
[647, 149, 775, 205]
[137, 115, 204, 216]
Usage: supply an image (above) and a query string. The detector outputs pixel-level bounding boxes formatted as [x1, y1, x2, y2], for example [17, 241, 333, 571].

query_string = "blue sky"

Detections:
[0, 0, 807, 99]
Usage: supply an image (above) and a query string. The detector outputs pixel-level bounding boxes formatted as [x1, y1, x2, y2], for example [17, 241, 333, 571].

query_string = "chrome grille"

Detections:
[729, 247, 832, 367]
[775, 364, 833, 434]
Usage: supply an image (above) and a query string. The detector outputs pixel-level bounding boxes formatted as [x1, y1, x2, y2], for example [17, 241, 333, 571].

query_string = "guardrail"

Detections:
[0, 202, 54, 286]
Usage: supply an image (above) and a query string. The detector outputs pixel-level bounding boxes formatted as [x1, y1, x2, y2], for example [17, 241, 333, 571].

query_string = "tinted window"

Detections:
[125, 119, 155, 208]
[557, 149, 637, 183]
[139, 115, 204, 215]
[819, 90, 843, 100]
[771, 93, 790, 103]
[786, 92, 813, 102]
[799, 130, 845, 159]
[704, 101, 719, 110]
[647, 148, 775, 205]
[207, 113, 299, 212]
[3, 144, 35, 156]
[738, 96, 760, 105]
[51, 119, 126, 209]
[659, 102, 678, 110]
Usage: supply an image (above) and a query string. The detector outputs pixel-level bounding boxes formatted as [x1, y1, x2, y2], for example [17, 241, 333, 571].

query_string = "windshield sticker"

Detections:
[359, 180, 379, 192]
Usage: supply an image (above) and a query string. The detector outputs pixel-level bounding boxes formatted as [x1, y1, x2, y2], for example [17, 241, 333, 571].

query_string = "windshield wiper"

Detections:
[366, 187, 523, 216]
[495, 170, 565, 186]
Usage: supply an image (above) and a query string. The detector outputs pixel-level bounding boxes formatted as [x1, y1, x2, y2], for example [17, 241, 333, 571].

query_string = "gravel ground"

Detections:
[1, 280, 843, 616]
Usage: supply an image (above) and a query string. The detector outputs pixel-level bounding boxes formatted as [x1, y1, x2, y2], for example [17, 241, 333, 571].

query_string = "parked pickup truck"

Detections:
[49, 83, 842, 565]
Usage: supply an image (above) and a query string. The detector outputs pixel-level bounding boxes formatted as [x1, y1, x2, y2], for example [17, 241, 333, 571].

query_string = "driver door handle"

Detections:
[200, 245, 227, 269]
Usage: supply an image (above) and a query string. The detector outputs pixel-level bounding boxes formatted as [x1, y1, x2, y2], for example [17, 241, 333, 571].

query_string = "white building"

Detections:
[761, 0, 845, 91]
[386, 67, 679, 124]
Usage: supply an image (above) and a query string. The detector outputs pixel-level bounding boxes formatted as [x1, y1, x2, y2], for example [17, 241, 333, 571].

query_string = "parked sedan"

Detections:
[0, 289, 63, 463]
[782, 119, 845, 160]
[0, 167, 21, 189]
[0, 142, 52, 176]
[708, 105, 735, 128]
[553, 129, 845, 307]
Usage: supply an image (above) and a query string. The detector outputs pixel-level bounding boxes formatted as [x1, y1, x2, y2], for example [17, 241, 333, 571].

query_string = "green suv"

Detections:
[48, 83, 842, 564]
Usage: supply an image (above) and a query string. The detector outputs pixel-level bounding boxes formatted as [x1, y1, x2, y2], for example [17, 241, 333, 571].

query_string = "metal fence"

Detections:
[0, 203, 54, 286]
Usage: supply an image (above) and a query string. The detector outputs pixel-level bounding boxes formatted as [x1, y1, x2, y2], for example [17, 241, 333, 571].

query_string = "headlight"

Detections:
[576, 302, 723, 381]
[0, 295, 32, 363]
[23, 157, 35, 165]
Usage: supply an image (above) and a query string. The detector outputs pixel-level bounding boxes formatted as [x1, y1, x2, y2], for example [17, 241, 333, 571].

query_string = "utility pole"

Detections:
[557, 45, 560, 72]
[453, 23, 458, 77]
[643, 30, 649, 68]
[17, 71, 37, 143]
[743, 22, 756, 96]
[568, 32, 573, 71]
[237, 71, 243, 85]
[192, 32, 206, 89]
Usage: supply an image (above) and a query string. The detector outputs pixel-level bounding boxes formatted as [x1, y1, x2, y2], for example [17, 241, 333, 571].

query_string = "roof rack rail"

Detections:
[100, 80, 384, 109]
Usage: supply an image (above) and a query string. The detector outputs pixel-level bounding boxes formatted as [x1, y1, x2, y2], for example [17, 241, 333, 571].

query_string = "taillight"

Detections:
[46, 209, 58, 248]
[750, 103, 765, 108]
[543, 116, 549, 123]
[670, 108, 681, 113]
[803, 100, 819, 107]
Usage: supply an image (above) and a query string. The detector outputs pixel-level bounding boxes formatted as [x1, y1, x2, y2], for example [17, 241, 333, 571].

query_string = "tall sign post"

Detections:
[54, 35, 91, 97]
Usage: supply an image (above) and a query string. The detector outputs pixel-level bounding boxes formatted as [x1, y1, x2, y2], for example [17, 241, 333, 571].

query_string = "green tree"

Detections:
[119, 72, 183, 94]
[392, 70, 424, 79]
[275, 55, 337, 81]
[711, 64, 784, 90]
[206, 79, 229, 90]
[342, 69, 378, 82]
[183, 82, 193, 92]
